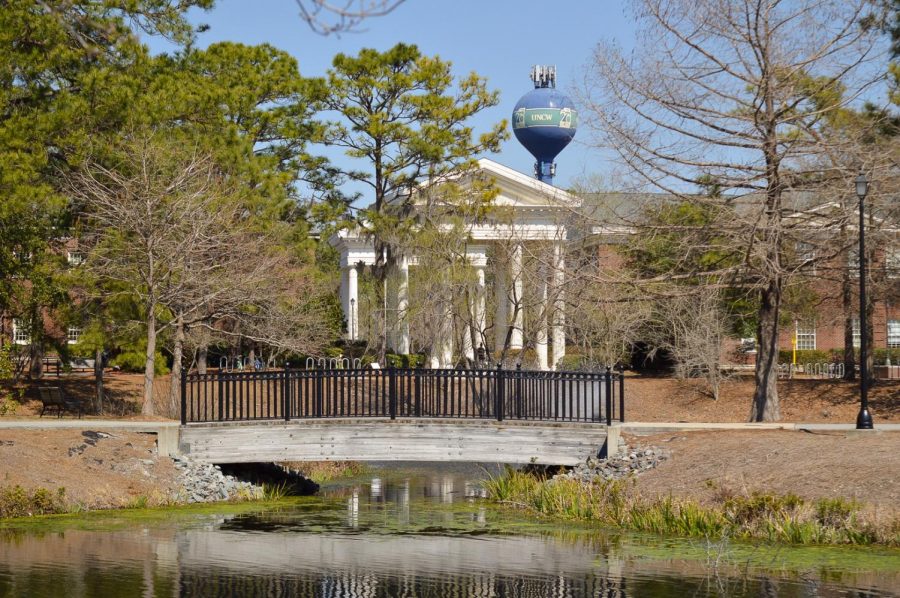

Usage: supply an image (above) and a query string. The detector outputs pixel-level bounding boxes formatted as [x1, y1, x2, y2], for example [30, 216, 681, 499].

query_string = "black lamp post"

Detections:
[855, 172, 874, 430]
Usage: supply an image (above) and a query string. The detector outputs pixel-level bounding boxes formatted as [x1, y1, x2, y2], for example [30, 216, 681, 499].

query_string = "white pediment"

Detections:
[474, 158, 579, 210]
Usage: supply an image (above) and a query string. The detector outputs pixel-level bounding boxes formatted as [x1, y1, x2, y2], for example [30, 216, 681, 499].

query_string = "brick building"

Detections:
[577, 193, 899, 360]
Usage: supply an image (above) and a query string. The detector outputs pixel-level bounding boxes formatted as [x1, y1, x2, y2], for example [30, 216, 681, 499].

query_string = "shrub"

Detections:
[0, 344, 20, 415]
[722, 492, 805, 526]
[777, 349, 833, 364]
[815, 497, 858, 527]
[826, 348, 900, 365]
[557, 354, 584, 371]
[110, 350, 169, 375]
[873, 348, 900, 365]
[385, 353, 426, 368]
[0, 486, 68, 518]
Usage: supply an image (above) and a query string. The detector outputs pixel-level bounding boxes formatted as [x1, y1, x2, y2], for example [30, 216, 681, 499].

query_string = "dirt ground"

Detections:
[4, 371, 899, 424]
[624, 374, 900, 423]
[0, 429, 181, 509]
[628, 430, 900, 508]
[3, 371, 176, 419]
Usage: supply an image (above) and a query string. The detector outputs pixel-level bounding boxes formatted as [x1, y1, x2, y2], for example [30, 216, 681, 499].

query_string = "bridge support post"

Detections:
[414, 365, 421, 417]
[389, 366, 397, 420]
[217, 370, 224, 421]
[180, 368, 187, 425]
[315, 369, 323, 417]
[515, 363, 522, 419]
[282, 367, 291, 422]
[495, 364, 504, 422]
[604, 367, 612, 427]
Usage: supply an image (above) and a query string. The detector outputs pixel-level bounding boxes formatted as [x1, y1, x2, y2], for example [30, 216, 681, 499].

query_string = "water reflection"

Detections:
[0, 463, 897, 597]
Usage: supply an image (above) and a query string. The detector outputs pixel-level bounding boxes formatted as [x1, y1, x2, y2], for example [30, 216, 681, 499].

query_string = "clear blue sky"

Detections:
[146, 0, 634, 198]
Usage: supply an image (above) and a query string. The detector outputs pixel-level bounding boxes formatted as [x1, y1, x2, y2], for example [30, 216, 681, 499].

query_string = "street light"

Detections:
[855, 172, 874, 430]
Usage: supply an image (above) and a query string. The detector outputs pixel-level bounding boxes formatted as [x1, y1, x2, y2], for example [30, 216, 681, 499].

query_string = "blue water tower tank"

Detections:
[512, 65, 577, 185]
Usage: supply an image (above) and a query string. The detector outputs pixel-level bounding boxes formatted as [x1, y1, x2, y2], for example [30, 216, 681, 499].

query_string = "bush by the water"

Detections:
[0, 485, 68, 518]
[483, 469, 899, 546]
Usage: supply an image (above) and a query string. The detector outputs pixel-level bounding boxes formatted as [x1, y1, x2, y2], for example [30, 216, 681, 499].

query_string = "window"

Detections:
[66, 251, 85, 266]
[11, 319, 29, 345]
[852, 318, 861, 349]
[67, 326, 82, 345]
[796, 322, 816, 350]
[886, 248, 900, 279]
[888, 320, 900, 349]
[796, 242, 816, 273]
[847, 248, 860, 273]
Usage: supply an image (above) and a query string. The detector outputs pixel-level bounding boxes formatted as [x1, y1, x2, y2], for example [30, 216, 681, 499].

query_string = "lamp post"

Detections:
[855, 172, 874, 430]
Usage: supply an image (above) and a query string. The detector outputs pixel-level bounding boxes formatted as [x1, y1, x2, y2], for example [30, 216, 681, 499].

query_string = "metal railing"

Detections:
[181, 366, 624, 426]
[777, 362, 846, 380]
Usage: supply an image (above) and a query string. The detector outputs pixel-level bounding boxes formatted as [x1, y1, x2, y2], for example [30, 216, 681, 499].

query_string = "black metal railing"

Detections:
[181, 366, 624, 425]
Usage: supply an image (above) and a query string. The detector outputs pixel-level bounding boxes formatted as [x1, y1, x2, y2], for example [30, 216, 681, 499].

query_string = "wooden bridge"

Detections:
[179, 367, 624, 465]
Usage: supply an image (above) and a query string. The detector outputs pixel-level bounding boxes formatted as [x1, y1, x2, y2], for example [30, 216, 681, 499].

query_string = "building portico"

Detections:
[330, 159, 576, 370]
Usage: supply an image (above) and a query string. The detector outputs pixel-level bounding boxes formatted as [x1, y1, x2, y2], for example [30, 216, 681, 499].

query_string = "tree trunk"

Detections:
[197, 344, 207, 375]
[864, 210, 876, 387]
[750, 282, 781, 422]
[28, 340, 43, 380]
[169, 314, 185, 418]
[865, 278, 875, 387]
[841, 221, 857, 381]
[842, 265, 857, 381]
[142, 309, 157, 416]
[93, 347, 104, 415]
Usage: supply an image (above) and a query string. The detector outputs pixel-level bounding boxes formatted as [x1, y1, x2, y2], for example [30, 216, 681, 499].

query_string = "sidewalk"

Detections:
[616, 421, 900, 435]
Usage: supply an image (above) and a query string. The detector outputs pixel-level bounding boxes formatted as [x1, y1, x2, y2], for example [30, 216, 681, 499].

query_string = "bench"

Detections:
[39, 387, 85, 418]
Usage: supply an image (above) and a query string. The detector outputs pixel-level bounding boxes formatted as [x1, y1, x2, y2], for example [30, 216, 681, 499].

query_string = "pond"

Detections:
[0, 462, 897, 597]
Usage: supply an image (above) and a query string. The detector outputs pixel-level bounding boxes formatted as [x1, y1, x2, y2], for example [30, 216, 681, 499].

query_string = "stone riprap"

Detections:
[554, 445, 668, 484]
[173, 457, 263, 503]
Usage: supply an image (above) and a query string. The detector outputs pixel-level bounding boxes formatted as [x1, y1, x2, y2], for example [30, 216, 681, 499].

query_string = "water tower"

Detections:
[512, 65, 577, 185]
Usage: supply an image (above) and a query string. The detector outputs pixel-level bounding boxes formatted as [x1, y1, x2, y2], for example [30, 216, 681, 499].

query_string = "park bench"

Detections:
[38, 387, 85, 418]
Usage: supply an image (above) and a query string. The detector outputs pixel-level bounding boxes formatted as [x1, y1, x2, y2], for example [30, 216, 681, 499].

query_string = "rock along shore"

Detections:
[553, 444, 669, 484]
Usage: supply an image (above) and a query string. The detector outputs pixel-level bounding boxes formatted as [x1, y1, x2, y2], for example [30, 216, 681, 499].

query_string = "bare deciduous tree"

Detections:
[70, 133, 333, 415]
[580, 0, 889, 420]
[647, 287, 732, 400]
[294, 0, 405, 35]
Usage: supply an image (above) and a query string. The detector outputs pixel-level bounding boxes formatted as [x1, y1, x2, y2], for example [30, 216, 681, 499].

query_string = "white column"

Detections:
[474, 265, 487, 357]
[551, 243, 565, 369]
[340, 267, 349, 338]
[440, 305, 454, 367]
[536, 265, 549, 370]
[462, 312, 474, 362]
[347, 265, 359, 341]
[397, 256, 410, 354]
[510, 243, 524, 350]
[494, 259, 508, 353]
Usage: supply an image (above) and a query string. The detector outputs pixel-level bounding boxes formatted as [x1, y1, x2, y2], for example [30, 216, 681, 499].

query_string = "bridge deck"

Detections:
[180, 418, 613, 466]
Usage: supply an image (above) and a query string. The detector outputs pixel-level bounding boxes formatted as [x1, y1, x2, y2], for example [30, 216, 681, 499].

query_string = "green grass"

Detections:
[283, 460, 369, 484]
[260, 482, 290, 501]
[482, 469, 900, 547]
